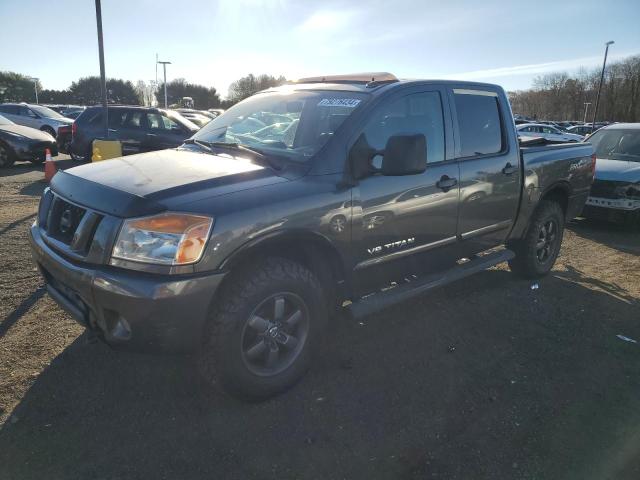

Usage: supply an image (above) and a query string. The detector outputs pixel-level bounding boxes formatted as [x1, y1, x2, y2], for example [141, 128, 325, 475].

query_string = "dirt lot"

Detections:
[1, 160, 639, 480]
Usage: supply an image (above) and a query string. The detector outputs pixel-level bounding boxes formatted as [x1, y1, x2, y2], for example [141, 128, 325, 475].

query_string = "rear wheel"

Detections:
[508, 200, 565, 278]
[199, 257, 327, 400]
[41, 126, 56, 138]
[0, 142, 16, 168]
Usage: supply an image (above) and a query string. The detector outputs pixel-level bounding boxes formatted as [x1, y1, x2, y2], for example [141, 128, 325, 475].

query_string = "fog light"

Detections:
[111, 317, 132, 340]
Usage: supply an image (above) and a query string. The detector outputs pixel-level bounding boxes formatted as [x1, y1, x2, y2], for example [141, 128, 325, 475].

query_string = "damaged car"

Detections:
[583, 123, 640, 227]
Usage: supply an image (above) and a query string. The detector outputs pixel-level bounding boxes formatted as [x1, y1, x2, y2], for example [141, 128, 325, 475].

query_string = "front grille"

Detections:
[47, 197, 86, 244]
[40, 191, 103, 256]
[590, 179, 624, 199]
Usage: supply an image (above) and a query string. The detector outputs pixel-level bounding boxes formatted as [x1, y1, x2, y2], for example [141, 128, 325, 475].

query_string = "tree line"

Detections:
[0, 72, 287, 109]
[508, 55, 640, 122]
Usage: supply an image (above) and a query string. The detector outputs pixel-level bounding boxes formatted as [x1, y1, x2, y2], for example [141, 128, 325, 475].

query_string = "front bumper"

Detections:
[29, 224, 225, 353]
[585, 196, 640, 211]
[14, 139, 58, 161]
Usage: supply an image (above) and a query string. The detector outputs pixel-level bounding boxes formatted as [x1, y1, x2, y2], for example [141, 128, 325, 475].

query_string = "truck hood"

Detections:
[595, 158, 640, 183]
[51, 148, 288, 217]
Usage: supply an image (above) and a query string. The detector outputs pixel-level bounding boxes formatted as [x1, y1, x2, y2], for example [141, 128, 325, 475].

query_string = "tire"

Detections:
[329, 215, 347, 233]
[508, 200, 565, 279]
[625, 210, 640, 231]
[199, 257, 327, 400]
[41, 126, 56, 138]
[0, 142, 16, 168]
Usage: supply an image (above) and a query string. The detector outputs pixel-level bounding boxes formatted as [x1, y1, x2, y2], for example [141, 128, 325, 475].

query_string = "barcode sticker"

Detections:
[317, 98, 361, 108]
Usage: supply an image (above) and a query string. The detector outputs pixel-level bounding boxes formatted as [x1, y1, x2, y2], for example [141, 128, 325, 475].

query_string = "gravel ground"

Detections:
[0, 159, 639, 480]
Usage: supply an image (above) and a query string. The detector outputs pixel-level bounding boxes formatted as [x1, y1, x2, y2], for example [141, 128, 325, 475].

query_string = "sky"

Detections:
[1, 0, 639, 99]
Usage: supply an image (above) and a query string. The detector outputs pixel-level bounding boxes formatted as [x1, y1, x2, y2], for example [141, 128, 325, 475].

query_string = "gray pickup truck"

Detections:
[29, 74, 595, 399]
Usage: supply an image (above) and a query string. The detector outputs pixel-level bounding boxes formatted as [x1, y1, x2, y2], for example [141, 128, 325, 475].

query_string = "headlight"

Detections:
[112, 213, 214, 265]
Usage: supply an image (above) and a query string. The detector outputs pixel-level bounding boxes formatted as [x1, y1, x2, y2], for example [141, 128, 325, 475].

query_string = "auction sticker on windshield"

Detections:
[317, 98, 362, 108]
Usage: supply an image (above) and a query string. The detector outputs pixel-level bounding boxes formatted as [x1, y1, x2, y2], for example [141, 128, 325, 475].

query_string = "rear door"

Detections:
[351, 87, 459, 291]
[450, 88, 521, 252]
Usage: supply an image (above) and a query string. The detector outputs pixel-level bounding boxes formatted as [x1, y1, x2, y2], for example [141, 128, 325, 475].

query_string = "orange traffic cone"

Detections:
[44, 148, 56, 183]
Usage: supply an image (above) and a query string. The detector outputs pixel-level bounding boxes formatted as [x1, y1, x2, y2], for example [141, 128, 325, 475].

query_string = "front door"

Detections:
[450, 88, 521, 252]
[110, 109, 147, 155]
[352, 89, 459, 293]
[146, 112, 190, 150]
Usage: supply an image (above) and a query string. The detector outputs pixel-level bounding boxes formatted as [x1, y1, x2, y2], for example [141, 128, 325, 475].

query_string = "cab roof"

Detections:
[264, 74, 503, 96]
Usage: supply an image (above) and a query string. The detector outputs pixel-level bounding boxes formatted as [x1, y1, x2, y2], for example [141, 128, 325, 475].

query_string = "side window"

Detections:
[108, 110, 127, 129]
[453, 90, 504, 157]
[124, 111, 145, 129]
[18, 106, 33, 117]
[147, 112, 181, 131]
[0, 105, 8, 114]
[360, 91, 445, 164]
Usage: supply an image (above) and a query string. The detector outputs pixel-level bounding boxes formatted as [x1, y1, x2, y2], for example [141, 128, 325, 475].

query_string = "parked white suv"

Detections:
[517, 123, 583, 143]
[0, 103, 73, 138]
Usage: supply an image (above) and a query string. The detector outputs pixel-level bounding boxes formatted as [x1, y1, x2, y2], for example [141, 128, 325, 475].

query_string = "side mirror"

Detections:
[380, 134, 427, 176]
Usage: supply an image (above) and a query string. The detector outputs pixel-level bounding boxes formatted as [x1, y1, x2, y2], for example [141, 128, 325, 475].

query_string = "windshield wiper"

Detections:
[209, 142, 282, 170]
[183, 138, 213, 152]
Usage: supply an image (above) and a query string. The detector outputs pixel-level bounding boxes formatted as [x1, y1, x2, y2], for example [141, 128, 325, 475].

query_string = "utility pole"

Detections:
[28, 77, 39, 104]
[582, 102, 591, 124]
[94, 0, 108, 138]
[591, 40, 614, 134]
[157, 60, 171, 108]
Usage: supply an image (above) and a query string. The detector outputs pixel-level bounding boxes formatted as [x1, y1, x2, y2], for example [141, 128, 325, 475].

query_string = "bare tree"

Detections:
[509, 55, 640, 122]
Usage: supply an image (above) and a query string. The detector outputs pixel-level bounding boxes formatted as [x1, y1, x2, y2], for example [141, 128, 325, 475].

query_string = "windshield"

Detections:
[588, 128, 640, 162]
[0, 114, 14, 125]
[30, 105, 66, 119]
[193, 89, 368, 161]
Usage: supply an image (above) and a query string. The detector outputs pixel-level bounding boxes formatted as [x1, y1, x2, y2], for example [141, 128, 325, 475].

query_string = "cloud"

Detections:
[442, 52, 634, 82]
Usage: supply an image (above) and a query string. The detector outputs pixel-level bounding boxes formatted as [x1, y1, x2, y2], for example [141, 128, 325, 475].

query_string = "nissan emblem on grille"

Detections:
[59, 207, 74, 234]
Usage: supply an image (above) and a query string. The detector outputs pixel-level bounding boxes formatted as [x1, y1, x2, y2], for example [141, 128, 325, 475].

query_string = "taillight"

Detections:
[71, 121, 77, 138]
[590, 153, 596, 181]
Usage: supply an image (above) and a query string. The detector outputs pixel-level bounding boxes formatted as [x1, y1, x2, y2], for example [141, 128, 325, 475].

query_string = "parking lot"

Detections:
[0, 159, 639, 479]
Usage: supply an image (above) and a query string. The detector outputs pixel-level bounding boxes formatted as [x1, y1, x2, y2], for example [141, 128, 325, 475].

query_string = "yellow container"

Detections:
[92, 139, 123, 162]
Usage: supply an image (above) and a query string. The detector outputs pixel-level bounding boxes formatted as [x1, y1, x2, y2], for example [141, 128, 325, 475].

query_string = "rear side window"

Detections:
[454, 90, 504, 157]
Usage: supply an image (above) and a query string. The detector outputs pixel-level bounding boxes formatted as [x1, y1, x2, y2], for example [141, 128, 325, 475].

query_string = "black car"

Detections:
[0, 113, 57, 167]
[69, 106, 199, 161]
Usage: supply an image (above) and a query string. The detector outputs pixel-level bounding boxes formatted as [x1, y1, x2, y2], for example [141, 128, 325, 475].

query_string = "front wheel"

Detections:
[41, 126, 56, 138]
[199, 257, 327, 400]
[0, 142, 16, 167]
[508, 200, 565, 278]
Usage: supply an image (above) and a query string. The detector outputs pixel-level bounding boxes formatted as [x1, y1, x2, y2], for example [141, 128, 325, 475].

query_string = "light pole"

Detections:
[94, 0, 108, 138]
[591, 40, 614, 134]
[583, 102, 591, 124]
[28, 77, 39, 104]
[157, 60, 171, 108]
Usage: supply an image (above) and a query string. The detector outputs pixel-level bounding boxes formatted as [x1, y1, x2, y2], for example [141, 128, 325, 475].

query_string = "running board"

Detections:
[348, 248, 515, 319]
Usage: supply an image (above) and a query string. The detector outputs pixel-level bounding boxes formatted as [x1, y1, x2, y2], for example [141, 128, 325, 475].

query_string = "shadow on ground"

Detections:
[1, 270, 639, 480]
[568, 217, 640, 255]
[0, 162, 43, 178]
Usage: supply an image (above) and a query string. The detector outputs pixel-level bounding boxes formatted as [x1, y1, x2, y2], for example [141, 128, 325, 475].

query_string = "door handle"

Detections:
[146, 133, 157, 137]
[436, 175, 458, 191]
[502, 163, 518, 175]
